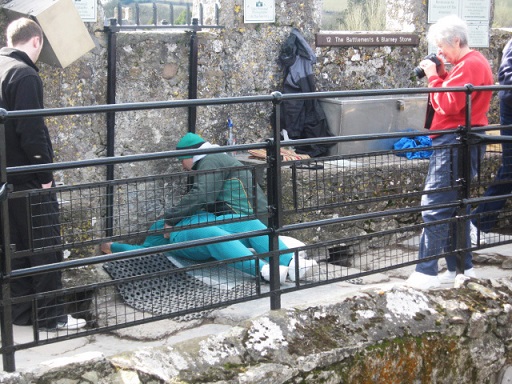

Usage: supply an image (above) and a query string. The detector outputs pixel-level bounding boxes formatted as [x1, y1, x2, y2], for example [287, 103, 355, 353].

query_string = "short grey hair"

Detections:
[427, 14, 469, 48]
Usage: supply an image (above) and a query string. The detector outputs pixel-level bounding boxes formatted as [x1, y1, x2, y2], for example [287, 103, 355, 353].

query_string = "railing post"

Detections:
[188, 18, 199, 134]
[104, 18, 119, 238]
[455, 85, 474, 273]
[170, 4, 174, 26]
[0, 110, 16, 372]
[215, 3, 220, 25]
[116, 4, 123, 26]
[135, 3, 140, 25]
[186, 3, 192, 25]
[267, 91, 284, 310]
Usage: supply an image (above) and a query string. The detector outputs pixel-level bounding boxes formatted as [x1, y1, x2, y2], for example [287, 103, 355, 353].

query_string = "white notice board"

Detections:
[427, 0, 490, 47]
[74, 0, 97, 22]
[244, 0, 275, 23]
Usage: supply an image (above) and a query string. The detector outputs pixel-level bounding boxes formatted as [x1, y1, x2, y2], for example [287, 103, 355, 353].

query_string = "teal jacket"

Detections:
[165, 153, 268, 226]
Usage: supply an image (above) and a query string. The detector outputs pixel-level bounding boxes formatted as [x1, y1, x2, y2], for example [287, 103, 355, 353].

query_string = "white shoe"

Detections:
[438, 270, 456, 284]
[288, 257, 317, 281]
[470, 222, 495, 245]
[438, 268, 477, 284]
[58, 315, 86, 330]
[41, 315, 86, 332]
[260, 264, 289, 284]
[464, 268, 476, 278]
[405, 271, 440, 290]
[470, 222, 483, 245]
[280, 236, 307, 259]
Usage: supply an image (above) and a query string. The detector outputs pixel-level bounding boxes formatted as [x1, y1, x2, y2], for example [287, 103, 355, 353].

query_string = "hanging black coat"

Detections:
[276, 28, 333, 157]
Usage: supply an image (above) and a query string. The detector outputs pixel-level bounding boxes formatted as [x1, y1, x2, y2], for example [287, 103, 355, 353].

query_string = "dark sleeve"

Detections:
[164, 160, 225, 225]
[499, 41, 512, 106]
[12, 75, 54, 184]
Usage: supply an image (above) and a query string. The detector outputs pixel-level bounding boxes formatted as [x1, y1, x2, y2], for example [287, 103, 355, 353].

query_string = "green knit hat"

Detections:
[176, 132, 205, 159]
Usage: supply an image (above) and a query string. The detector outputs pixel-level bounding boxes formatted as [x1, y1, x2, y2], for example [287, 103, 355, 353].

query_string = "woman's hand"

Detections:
[163, 223, 172, 239]
[420, 59, 438, 78]
[420, 55, 446, 79]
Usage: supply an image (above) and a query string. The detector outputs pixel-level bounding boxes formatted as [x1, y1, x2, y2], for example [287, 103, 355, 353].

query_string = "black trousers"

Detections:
[3, 180, 66, 327]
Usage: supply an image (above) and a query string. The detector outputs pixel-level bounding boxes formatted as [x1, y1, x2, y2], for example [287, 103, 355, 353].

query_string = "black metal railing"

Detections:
[0, 86, 511, 372]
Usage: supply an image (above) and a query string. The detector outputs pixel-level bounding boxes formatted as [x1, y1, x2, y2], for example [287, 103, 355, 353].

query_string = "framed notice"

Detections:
[427, 0, 490, 47]
[467, 22, 489, 47]
[74, 0, 97, 22]
[427, 0, 459, 23]
[462, 0, 491, 21]
[244, 0, 275, 23]
[428, 0, 490, 23]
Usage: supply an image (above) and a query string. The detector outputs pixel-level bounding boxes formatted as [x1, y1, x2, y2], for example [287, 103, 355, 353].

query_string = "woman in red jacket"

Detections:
[405, 14, 493, 290]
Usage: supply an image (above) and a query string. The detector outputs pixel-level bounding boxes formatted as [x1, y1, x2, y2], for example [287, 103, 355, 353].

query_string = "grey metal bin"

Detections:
[319, 94, 429, 155]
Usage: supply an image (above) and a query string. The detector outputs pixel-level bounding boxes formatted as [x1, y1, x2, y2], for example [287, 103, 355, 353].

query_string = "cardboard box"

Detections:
[2, 0, 95, 68]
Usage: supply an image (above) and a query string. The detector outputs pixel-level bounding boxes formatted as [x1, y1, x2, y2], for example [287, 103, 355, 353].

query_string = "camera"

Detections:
[413, 53, 442, 79]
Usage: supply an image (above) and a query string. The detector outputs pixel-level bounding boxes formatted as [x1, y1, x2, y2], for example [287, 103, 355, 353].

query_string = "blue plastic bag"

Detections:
[393, 135, 433, 159]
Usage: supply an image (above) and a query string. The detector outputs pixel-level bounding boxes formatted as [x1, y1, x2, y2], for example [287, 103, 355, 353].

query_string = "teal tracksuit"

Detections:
[111, 212, 292, 276]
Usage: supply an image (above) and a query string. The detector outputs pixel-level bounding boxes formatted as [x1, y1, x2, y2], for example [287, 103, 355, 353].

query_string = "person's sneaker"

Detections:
[40, 315, 86, 332]
[260, 264, 289, 284]
[470, 222, 482, 245]
[438, 268, 477, 285]
[471, 224, 508, 245]
[56, 315, 86, 331]
[405, 271, 440, 290]
[463, 268, 476, 278]
[279, 236, 307, 259]
[438, 270, 456, 284]
[288, 257, 317, 282]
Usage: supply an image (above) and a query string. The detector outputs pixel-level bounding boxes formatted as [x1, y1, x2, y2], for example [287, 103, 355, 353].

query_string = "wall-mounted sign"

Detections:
[74, 0, 97, 22]
[467, 22, 489, 47]
[244, 0, 275, 23]
[427, 0, 460, 23]
[427, 0, 490, 47]
[428, 0, 490, 23]
[316, 33, 419, 47]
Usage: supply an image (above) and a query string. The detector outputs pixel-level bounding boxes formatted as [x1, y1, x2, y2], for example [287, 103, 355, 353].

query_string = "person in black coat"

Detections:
[0, 18, 85, 331]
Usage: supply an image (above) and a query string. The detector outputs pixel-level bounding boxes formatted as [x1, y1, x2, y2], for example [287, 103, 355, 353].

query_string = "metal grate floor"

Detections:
[103, 253, 257, 321]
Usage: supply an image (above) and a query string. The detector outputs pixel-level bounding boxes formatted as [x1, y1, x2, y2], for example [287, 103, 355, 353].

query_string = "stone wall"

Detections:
[2, 277, 512, 383]
[0, 0, 509, 187]
[0, 0, 507, 248]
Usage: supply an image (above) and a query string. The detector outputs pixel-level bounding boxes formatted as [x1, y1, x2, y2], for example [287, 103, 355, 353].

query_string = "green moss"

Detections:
[293, 334, 467, 383]
[288, 314, 345, 356]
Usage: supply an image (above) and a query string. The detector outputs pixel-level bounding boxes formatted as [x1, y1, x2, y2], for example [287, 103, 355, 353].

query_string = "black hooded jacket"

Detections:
[0, 47, 54, 186]
[276, 29, 333, 157]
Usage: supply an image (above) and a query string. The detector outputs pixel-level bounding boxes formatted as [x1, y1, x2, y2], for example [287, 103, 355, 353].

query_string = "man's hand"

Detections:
[41, 181, 52, 189]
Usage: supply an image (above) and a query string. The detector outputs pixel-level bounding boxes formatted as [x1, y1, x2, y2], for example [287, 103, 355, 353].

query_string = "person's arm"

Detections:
[110, 243, 147, 253]
[428, 61, 472, 117]
[11, 75, 54, 185]
[499, 40, 512, 104]
[164, 163, 225, 225]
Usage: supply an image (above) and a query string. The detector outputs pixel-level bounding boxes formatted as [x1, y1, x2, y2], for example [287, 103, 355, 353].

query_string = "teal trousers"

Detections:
[111, 212, 293, 276]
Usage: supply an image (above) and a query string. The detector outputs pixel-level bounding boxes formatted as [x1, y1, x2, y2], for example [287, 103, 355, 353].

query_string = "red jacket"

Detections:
[428, 50, 493, 133]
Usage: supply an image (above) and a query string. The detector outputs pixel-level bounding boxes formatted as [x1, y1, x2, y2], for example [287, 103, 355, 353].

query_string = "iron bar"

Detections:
[188, 18, 199, 133]
[105, 18, 119, 238]
[0, 122, 15, 372]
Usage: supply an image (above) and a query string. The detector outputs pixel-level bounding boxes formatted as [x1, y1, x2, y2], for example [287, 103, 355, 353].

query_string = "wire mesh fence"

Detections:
[2, 88, 512, 371]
